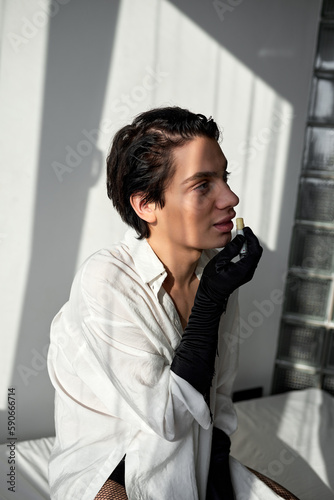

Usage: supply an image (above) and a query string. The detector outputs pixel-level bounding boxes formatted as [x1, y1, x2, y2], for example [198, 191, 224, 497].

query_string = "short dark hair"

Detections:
[106, 106, 220, 238]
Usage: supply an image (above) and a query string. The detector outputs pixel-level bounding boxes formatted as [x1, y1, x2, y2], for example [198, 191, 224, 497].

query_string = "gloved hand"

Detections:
[198, 226, 263, 307]
[171, 227, 262, 397]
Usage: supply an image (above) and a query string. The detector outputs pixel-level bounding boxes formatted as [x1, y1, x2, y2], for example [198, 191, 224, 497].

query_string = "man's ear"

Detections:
[130, 194, 157, 224]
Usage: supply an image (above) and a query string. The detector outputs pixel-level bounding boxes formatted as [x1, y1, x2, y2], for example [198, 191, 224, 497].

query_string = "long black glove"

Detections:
[170, 227, 263, 398]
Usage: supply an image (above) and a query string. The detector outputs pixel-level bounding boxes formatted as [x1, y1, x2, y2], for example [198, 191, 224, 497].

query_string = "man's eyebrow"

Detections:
[182, 171, 218, 185]
[182, 163, 228, 185]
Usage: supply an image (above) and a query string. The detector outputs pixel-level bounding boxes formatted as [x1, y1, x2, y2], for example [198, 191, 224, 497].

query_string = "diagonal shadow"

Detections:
[0, 0, 120, 441]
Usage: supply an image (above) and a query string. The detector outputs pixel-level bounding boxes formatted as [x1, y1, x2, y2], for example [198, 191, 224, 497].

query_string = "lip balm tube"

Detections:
[236, 218, 248, 258]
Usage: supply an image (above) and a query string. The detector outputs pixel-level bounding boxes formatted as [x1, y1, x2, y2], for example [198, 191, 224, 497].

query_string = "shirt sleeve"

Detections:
[51, 250, 211, 442]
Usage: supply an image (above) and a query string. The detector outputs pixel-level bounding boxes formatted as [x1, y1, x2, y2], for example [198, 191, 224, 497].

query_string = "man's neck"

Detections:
[147, 234, 201, 292]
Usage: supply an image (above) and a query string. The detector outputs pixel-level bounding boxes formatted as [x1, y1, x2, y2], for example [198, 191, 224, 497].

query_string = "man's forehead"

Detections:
[169, 140, 227, 188]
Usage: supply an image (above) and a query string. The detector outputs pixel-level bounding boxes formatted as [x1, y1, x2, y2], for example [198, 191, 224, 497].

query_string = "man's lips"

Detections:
[214, 213, 236, 233]
[213, 218, 234, 232]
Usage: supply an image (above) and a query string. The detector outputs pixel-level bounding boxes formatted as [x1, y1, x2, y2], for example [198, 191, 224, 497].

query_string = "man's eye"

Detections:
[195, 181, 209, 191]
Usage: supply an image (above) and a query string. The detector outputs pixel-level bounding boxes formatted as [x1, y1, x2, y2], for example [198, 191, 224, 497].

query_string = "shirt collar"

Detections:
[123, 229, 167, 290]
[123, 228, 216, 293]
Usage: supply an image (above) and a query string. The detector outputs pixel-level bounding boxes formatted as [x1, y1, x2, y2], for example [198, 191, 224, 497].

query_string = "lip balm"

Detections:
[236, 218, 248, 258]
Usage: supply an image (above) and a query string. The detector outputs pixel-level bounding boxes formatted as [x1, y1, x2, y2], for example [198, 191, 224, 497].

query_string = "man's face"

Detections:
[150, 135, 239, 251]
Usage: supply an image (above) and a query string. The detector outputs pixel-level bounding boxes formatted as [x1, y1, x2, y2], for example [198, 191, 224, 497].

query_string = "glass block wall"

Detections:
[272, 0, 334, 396]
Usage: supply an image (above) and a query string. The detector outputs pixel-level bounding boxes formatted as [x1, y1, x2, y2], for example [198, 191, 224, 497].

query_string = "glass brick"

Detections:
[315, 24, 334, 70]
[322, 0, 334, 18]
[284, 274, 331, 320]
[304, 126, 334, 172]
[326, 330, 334, 368]
[296, 178, 334, 223]
[277, 322, 325, 367]
[289, 225, 334, 273]
[272, 365, 319, 394]
[309, 77, 334, 122]
[322, 374, 334, 396]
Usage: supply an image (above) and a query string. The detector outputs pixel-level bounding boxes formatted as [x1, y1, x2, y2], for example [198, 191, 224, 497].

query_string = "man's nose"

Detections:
[216, 183, 239, 209]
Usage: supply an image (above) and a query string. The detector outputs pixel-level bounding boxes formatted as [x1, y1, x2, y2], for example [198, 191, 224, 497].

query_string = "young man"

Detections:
[47, 107, 284, 499]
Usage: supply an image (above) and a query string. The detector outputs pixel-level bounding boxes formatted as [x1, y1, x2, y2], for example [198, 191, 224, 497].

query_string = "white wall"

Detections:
[0, 0, 321, 441]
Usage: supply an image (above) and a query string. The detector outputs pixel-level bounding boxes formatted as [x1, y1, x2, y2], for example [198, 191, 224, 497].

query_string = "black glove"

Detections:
[171, 227, 263, 397]
[206, 427, 234, 500]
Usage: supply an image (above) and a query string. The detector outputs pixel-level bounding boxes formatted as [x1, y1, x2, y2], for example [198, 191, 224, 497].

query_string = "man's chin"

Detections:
[218, 232, 232, 247]
[202, 233, 232, 250]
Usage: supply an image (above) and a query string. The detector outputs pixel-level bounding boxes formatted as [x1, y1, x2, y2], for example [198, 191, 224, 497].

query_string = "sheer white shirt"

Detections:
[47, 229, 279, 500]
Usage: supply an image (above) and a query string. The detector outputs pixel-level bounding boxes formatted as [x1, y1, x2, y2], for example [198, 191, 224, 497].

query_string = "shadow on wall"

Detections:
[0, 0, 120, 441]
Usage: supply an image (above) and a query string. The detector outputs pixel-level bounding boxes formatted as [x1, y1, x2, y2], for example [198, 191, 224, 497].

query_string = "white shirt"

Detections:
[47, 229, 280, 500]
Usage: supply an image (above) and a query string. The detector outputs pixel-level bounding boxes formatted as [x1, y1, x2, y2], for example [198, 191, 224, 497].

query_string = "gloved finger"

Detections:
[243, 227, 263, 260]
[217, 234, 246, 264]
[211, 236, 245, 275]
[203, 234, 245, 278]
